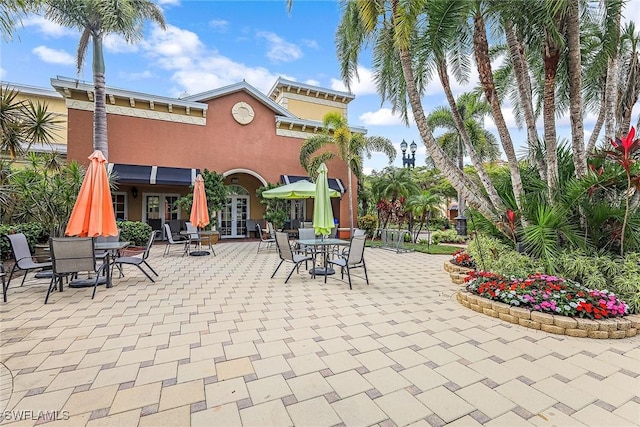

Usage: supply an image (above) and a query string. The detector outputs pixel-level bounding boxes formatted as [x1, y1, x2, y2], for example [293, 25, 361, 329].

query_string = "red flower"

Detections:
[506, 209, 515, 224]
[610, 127, 639, 172]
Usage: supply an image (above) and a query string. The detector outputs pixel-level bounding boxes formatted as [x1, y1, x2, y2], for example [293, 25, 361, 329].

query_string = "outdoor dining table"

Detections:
[297, 238, 349, 277]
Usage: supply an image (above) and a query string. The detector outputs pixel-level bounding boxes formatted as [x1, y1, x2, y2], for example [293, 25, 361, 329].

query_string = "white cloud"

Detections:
[305, 79, 320, 86]
[22, 15, 76, 38]
[362, 167, 373, 176]
[256, 31, 302, 63]
[32, 46, 75, 65]
[0, 67, 5, 79]
[156, 0, 180, 5]
[359, 108, 406, 126]
[209, 19, 229, 32]
[330, 65, 377, 96]
[301, 39, 319, 49]
[104, 34, 139, 53]
[484, 107, 517, 131]
[623, 0, 640, 25]
[119, 70, 154, 80]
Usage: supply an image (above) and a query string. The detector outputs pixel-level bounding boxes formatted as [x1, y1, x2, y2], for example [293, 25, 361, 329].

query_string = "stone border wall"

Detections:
[456, 290, 639, 339]
[444, 260, 640, 339]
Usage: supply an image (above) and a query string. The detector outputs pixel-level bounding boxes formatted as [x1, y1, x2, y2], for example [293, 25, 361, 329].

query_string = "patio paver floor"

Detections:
[0, 241, 639, 426]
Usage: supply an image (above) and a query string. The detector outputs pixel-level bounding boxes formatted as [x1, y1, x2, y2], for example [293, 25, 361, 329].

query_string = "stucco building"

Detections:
[39, 76, 364, 239]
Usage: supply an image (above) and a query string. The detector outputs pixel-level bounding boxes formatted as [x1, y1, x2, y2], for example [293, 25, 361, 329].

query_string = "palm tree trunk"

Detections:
[347, 159, 355, 233]
[397, 47, 498, 222]
[457, 143, 466, 217]
[436, 60, 503, 212]
[473, 11, 525, 212]
[604, 0, 621, 140]
[92, 36, 108, 160]
[618, 53, 639, 134]
[587, 94, 606, 153]
[543, 31, 560, 195]
[566, 0, 587, 178]
[504, 21, 546, 180]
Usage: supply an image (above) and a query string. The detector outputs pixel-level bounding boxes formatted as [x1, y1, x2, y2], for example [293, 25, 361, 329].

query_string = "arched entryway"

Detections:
[219, 184, 250, 239]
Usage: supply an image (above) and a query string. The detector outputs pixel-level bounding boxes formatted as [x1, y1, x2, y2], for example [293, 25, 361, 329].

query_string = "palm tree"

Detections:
[1, 86, 62, 160]
[370, 167, 420, 230]
[427, 92, 500, 217]
[299, 111, 395, 232]
[0, 0, 41, 40]
[406, 190, 441, 244]
[336, 0, 500, 223]
[44, 0, 166, 160]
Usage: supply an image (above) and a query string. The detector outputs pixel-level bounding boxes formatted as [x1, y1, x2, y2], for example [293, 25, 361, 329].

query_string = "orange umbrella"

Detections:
[189, 174, 209, 229]
[65, 150, 118, 237]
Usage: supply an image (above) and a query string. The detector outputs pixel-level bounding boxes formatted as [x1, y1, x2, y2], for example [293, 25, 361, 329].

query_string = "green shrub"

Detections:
[118, 221, 153, 246]
[431, 229, 465, 245]
[0, 222, 47, 260]
[357, 214, 378, 237]
[553, 250, 640, 314]
[466, 234, 542, 278]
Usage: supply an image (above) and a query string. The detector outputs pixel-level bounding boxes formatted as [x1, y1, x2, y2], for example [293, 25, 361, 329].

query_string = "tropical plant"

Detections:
[256, 183, 288, 231]
[370, 167, 419, 230]
[426, 92, 499, 215]
[1, 85, 63, 160]
[43, 0, 166, 160]
[8, 153, 84, 237]
[406, 190, 441, 244]
[0, 0, 41, 40]
[357, 214, 377, 237]
[299, 111, 395, 231]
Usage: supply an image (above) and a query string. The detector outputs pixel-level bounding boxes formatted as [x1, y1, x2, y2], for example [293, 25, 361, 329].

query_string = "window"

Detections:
[112, 192, 127, 221]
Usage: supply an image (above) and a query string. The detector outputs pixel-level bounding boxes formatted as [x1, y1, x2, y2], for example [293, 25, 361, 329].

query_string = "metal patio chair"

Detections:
[271, 232, 313, 283]
[325, 235, 369, 289]
[6, 233, 52, 289]
[163, 223, 188, 257]
[112, 231, 159, 282]
[256, 223, 275, 253]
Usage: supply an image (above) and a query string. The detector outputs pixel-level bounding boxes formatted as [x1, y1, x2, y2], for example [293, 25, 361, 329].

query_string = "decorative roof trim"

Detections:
[50, 76, 208, 111]
[268, 77, 355, 102]
[184, 81, 294, 118]
[1, 81, 62, 98]
[275, 116, 367, 135]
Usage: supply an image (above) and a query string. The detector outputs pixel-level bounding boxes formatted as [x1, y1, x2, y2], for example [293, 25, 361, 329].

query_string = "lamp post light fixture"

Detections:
[400, 139, 417, 168]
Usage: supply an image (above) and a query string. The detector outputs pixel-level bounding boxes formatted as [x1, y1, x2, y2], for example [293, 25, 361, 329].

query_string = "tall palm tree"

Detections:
[336, 0, 500, 222]
[44, 0, 166, 160]
[299, 111, 395, 232]
[406, 190, 441, 244]
[427, 92, 500, 217]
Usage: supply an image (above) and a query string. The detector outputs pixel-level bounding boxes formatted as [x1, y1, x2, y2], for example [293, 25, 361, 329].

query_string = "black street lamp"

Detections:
[400, 139, 417, 168]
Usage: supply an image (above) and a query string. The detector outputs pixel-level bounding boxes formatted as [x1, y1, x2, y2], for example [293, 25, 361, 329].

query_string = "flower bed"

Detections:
[456, 290, 638, 339]
[451, 249, 476, 269]
[464, 271, 628, 319]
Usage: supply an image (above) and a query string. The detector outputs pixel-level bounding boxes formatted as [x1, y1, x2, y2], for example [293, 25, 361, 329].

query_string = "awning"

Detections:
[108, 163, 199, 186]
[281, 174, 346, 194]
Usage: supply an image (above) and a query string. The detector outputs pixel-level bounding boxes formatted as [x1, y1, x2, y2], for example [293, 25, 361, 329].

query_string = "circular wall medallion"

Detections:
[232, 102, 255, 125]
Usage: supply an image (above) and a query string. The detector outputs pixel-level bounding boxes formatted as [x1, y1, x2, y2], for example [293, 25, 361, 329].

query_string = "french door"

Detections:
[219, 195, 249, 238]
[144, 193, 180, 240]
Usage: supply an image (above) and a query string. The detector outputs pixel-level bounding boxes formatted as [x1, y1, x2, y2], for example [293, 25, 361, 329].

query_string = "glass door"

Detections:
[144, 193, 180, 240]
[219, 195, 249, 238]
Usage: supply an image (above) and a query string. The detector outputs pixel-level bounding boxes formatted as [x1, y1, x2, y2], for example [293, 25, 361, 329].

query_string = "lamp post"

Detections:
[400, 139, 417, 168]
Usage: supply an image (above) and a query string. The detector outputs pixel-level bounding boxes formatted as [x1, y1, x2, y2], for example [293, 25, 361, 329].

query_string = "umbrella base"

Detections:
[309, 267, 335, 276]
[189, 251, 211, 256]
[68, 276, 109, 288]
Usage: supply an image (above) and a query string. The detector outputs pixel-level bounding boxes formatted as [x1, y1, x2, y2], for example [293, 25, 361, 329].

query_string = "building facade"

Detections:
[45, 77, 364, 239]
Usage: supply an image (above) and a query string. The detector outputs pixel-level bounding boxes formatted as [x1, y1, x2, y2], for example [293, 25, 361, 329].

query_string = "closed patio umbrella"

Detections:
[65, 150, 118, 237]
[190, 174, 209, 229]
[313, 163, 334, 237]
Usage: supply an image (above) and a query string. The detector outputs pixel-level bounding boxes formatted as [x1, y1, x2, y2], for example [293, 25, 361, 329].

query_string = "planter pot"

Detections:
[34, 243, 50, 263]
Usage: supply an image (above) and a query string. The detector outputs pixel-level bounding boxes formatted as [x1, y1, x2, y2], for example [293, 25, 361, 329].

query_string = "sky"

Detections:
[1, 0, 639, 175]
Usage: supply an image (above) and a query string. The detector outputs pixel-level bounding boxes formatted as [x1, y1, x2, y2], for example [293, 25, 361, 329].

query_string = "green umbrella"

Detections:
[313, 163, 335, 237]
[262, 179, 339, 199]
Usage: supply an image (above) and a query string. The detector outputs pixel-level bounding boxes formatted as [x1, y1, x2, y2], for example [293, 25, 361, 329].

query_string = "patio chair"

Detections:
[325, 235, 369, 289]
[163, 223, 188, 257]
[271, 232, 313, 283]
[46, 237, 110, 304]
[185, 222, 203, 253]
[1, 262, 6, 303]
[256, 223, 275, 253]
[6, 233, 52, 289]
[296, 228, 317, 256]
[112, 231, 159, 282]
